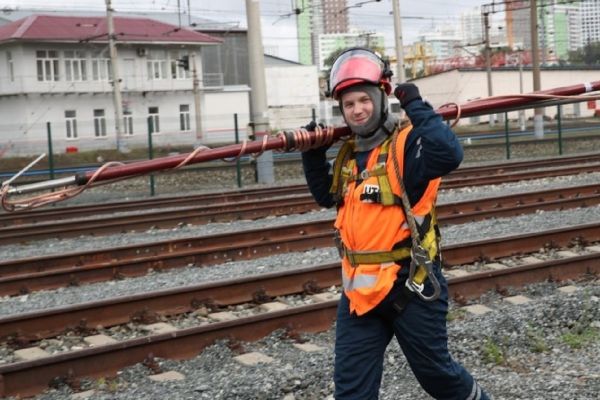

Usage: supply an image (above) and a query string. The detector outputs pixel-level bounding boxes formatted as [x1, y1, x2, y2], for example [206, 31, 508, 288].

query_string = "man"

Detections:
[301, 48, 489, 400]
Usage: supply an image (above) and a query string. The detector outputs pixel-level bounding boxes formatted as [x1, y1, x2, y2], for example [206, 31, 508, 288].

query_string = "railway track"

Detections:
[1, 154, 599, 397]
[2, 222, 599, 343]
[2, 152, 599, 230]
[1, 228, 598, 398]
[0, 174, 599, 245]
[1, 185, 599, 295]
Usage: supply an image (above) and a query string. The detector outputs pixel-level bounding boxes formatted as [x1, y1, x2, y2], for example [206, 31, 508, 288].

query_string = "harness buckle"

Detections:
[360, 169, 370, 180]
[334, 230, 344, 258]
[406, 245, 441, 302]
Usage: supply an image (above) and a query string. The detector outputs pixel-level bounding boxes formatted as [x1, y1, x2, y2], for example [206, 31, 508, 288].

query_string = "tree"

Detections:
[568, 41, 600, 65]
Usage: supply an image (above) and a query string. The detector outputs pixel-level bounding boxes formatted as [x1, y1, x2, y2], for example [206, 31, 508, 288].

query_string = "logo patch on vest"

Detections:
[362, 184, 380, 203]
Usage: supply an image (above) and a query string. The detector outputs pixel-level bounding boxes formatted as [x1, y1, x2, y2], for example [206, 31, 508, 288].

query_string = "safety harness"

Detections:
[330, 129, 442, 311]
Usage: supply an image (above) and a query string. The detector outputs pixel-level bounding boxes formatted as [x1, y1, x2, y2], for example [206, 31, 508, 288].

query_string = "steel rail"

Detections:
[2, 152, 600, 227]
[1, 249, 598, 398]
[2, 219, 600, 342]
[0, 185, 310, 226]
[1, 188, 599, 295]
[441, 162, 600, 189]
[0, 165, 598, 245]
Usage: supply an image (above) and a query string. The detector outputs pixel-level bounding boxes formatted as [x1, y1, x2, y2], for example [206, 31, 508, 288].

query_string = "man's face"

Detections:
[341, 90, 374, 127]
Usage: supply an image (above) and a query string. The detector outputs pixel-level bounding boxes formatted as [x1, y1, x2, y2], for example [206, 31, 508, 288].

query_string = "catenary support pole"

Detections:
[483, 11, 494, 127]
[530, 0, 544, 138]
[392, 0, 405, 84]
[192, 52, 203, 143]
[106, 0, 126, 152]
[246, 0, 274, 184]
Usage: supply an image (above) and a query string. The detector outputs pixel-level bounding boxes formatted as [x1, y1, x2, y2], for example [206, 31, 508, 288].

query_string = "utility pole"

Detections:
[391, 0, 405, 84]
[246, 0, 274, 184]
[191, 52, 203, 143]
[482, 10, 494, 126]
[540, 0, 546, 66]
[187, 0, 192, 26]
[106, 0, 125, 152]
[530, 0, 544, 138]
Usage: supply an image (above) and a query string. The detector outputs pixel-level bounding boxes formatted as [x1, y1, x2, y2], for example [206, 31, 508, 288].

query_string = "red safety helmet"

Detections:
[328, 48, 392, 100]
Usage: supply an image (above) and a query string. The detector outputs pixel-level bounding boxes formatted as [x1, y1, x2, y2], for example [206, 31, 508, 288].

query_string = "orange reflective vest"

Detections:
[332, 124, 441, 316]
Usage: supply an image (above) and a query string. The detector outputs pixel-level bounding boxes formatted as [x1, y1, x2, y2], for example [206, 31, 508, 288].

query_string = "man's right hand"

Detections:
[304, 120, 323, 132]
[301, 121, 331, 154]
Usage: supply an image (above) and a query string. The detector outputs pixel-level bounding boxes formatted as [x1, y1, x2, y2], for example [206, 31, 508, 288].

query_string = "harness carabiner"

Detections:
[405, 245, 441, 302]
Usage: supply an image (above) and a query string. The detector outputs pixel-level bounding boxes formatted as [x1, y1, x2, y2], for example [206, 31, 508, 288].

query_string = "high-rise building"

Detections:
[541, 3, 580, 61]
[297, 0, 313, 65]
[460, 7, 483, 45]
[507, 1, 531, 50]
[507, 1, 597, 63]
[318, 31, 384, 70]
[322, 0, 349, 34]
[296, 0, 348, 65]
[581, 0, 600, 44]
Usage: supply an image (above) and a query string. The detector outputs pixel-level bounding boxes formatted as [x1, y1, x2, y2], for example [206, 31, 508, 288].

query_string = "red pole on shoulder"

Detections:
[4, 80, 600, 199]
[435, 81, 600, 119]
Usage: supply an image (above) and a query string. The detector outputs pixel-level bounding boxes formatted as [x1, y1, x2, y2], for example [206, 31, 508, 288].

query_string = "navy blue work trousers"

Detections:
[334, 264, 489, 400]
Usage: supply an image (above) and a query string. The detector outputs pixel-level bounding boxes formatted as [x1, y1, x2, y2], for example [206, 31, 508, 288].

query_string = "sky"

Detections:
[0, 0, 489, 61]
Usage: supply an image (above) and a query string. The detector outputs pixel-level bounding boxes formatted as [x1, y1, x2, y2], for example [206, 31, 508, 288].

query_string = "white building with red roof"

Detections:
[0, 14, 254, 155]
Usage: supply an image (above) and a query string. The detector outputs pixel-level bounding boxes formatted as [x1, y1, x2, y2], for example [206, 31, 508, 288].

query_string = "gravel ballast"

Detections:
[1, 160, 599, 399]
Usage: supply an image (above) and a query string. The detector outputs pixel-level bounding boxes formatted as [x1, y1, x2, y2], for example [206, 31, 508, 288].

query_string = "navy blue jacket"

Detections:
[301, 98, 463, 208]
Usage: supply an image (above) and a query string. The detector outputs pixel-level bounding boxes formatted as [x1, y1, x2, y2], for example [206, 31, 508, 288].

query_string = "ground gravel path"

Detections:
[2, 149, 600, 399]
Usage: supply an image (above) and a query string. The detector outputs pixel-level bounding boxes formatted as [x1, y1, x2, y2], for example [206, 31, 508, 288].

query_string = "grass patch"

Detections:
[482, 338, 505, 365]
[446, 308, 467, 322]
[561, 327, 600, 349]
[526, 326, 549, 353]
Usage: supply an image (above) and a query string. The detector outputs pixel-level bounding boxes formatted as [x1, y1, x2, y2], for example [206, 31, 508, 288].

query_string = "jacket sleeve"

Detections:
[401, 98, 463, 205]
[301, 147, 336, 208]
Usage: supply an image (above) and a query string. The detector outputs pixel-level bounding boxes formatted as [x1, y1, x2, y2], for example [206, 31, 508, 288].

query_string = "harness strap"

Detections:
[343, 247, 412, 266]
[346, 167, 386, 182]
[336, 210, 440, 268]
[359, 191, 403, 205]
[329, 140, 355, 201]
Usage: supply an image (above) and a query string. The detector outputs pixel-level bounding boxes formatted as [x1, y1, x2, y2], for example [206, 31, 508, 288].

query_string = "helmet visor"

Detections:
[329, 49, 385, 95]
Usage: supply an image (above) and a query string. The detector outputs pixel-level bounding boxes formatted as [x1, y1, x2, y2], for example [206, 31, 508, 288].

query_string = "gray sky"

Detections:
[0, 0, 489, 60]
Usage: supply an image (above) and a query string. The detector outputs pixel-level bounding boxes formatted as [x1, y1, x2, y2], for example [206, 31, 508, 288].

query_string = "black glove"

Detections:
[300, 120, 330, 154]
[303, 120, 324, 132]
[394, 83, 422, 108]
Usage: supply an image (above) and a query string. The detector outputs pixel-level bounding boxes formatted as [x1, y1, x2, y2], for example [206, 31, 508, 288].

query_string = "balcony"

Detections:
[0, 71, 226, 96]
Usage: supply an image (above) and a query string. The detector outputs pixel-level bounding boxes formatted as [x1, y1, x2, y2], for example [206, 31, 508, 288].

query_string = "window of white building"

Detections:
[65, 110, 78, 139]
[123, 111, 134, 136]
[6, 51, 14, 82]
[92, 51, 112, 81]
[37, 50, 59, 81]
[170, 51, 190, 79]
[147, 50, 168, 80]
[93, 109, 107, 137]
[148, 107, 160, 133]
[179, 104, 191, 131]
[65, 50, 87, 81]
